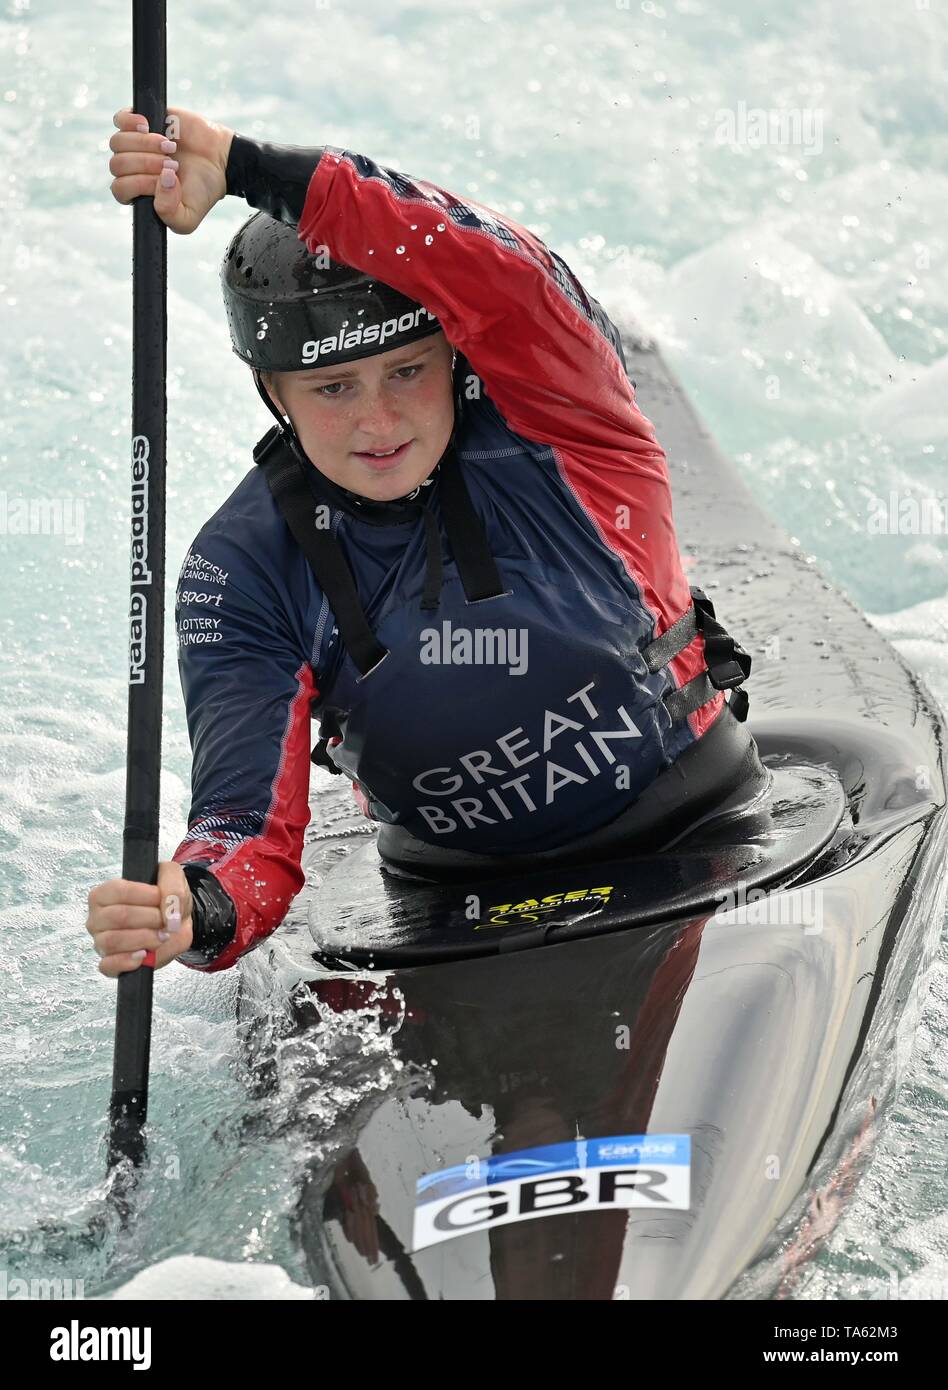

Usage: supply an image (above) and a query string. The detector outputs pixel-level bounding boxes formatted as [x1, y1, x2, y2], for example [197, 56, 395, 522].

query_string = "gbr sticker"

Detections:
[412, 1134, 690, 1251]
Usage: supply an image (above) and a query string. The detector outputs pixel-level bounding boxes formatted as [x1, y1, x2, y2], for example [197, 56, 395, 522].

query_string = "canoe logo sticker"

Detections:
[412, 1134, 690, 1251]
[473, 885, 614, 930]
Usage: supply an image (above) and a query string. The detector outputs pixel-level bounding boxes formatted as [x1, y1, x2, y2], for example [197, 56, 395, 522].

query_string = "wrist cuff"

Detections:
[225, 132, 325, 227]
[177, 862, 238, 966]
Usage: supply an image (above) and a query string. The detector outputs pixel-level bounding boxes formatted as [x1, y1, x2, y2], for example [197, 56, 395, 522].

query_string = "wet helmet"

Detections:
[220, 211, 444, 437]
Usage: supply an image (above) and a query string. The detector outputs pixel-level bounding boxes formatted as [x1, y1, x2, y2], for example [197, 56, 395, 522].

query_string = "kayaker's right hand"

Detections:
[86, 862, 195, 976]
[108, 106, 234, 235]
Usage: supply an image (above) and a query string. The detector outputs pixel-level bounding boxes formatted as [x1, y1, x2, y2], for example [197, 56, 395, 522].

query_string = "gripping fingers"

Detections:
[99, 949, 152, 979]
[109, 153, 179, 178]
[113, 107, 151, 132]
[111, 109, 177, 153]
[88, 878, 161, 911]
[110, 174, 168, 206]
[109, 132, 177, 156]
[93, 926, 170, 958]
[90, 903, 164, 934]
[108, 123, 178, 206]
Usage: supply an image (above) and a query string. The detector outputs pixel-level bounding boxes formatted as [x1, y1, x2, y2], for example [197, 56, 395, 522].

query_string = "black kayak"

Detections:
[275, 328, 948, 1300]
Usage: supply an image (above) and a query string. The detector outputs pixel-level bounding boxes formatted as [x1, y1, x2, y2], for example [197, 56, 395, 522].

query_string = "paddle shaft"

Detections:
[107, 0, 167, 1173]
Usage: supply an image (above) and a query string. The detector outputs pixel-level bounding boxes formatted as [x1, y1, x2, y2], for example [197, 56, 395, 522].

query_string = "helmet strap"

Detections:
[252, 368, 313, 469]
[253, 368, 291, 432]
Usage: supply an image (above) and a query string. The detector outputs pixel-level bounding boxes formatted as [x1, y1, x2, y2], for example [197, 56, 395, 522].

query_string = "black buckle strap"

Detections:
[727, 688, 750, 723]
[691, 587, 752, 691]
[311, 737, 344, 774]
[310, 707, 346, 775]
[660, 587, 752, 725]
[252, 422, 285, 467]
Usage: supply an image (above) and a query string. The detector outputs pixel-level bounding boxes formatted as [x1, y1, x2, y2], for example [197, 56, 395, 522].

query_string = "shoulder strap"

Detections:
[437, 448, 509, 603]
[254, 426, 389, 678]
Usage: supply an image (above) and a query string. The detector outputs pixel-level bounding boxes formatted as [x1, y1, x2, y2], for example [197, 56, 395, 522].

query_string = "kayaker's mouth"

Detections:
[352, 440, 414, 470]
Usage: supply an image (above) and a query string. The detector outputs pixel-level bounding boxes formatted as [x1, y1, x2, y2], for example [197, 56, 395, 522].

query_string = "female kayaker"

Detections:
[86, 106, 762, 976]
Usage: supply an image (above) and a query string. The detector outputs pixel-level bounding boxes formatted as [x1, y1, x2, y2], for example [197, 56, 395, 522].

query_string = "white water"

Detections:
[1, 0, 945, 1299]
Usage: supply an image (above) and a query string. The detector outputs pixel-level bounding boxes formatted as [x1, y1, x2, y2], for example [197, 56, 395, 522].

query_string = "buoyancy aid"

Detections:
[253, 422, 752, 856]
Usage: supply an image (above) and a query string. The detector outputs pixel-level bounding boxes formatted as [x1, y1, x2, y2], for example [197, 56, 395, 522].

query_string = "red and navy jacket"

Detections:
[172, 135, 727, 973]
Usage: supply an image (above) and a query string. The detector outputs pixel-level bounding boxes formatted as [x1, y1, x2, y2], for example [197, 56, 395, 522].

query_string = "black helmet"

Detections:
[220, 211, 443, 377]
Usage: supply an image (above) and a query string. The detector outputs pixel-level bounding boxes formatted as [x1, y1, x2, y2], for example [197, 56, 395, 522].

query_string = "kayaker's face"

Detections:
[262, 332, 456, 501]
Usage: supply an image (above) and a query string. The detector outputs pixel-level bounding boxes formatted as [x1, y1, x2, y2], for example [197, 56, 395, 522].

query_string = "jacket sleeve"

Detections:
[171, 534, 315, 973]
[224, 134, 653, 463]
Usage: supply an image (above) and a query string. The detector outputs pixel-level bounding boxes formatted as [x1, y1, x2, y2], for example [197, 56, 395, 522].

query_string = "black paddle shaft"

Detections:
[108, 0, 167, 1173]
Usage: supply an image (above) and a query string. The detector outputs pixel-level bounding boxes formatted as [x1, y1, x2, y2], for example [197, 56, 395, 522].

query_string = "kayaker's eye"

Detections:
[313, 364, 423, 399]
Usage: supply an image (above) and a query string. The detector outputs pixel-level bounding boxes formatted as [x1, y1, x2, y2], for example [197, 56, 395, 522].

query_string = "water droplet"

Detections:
[395, 246, 405, 255]
[425, 235, 433, 245]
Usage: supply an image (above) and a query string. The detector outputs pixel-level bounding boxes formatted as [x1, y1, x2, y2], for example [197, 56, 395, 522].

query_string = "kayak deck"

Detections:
[309, 755, 846, 965]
